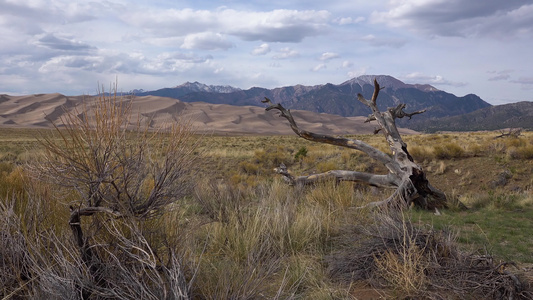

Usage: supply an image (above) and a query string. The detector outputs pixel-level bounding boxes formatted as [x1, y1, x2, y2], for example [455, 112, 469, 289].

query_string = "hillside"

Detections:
[407, 101, 533, 132]
[0, 93, 417, 135]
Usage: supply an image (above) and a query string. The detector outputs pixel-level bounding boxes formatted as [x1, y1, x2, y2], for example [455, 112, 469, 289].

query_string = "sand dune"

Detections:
[0, 94, 418, 135]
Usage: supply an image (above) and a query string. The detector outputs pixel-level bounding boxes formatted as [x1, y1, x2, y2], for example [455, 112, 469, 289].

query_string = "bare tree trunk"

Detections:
[263, 78, 447, 210]
[69, 206, 123, 299]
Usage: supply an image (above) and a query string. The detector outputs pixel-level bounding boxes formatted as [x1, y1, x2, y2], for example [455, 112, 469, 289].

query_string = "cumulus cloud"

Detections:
[319, 52, 339, 61]
[251, 43, 271, 55]
[0, 0, 97, 28]
[38, 51, 212, 75]
[312, 64, 326, 72]
[342, 61, 354, 68]
[273, 47, 300, 59]
[347, 67, 368, 79]
[333, 16, 365, 25]
[371, 0, 533, 38]
[181, 32, 233, 50]
[35, 33, 96, 52]
[125, 8, 331, 43]
[403, 72, 467, 87]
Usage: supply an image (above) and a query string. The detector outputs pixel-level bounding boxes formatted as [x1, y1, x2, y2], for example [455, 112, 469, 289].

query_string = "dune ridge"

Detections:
[0, 94, 418, 135]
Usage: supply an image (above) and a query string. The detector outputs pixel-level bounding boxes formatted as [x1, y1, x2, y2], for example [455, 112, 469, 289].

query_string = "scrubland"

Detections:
[1, 95, 532, 299]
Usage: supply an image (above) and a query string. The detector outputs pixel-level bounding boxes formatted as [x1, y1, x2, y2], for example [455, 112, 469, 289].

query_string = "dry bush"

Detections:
[326, 212, 532, 299]
[374, 222, 429, 297]
[253, 146, 294, 169]
[1, 194, 192, 300]
[408, 145, 434, 162]
[35, 90, 199, 218]
[0, 198, 33, 298]
[14, 86, 201, 299]
[433, 142, 465, 159]
[507, 144, 533, 159]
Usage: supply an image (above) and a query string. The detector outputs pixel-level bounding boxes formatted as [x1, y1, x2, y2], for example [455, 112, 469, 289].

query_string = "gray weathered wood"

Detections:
[263, 78, 447, 210]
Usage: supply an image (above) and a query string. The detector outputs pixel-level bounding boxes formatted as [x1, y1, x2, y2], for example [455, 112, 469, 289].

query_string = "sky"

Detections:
[1, 0, 532, 105]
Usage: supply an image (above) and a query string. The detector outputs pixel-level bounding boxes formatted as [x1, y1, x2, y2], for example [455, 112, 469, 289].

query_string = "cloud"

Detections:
[510, 77, 533, 89]
[333, 16, 365, 25]
[488, 74, 511, 81]
[125, 8, 331, 43]
[360, 34, 406, 48]
[251, 43, 271, 56]
[488, 70, 514, 81]
[38, 51, 212, 75]
[347, 67, 368, 79]
[342, 61, 354, 68]
[35, 33, 96, 52]
[0, 0, 97, 28]
[181, 32, 233, 50]
[272, 47, 300, 59]
[371, 0, 533, 38]
[403, 72, 467, 87]
[312, 64, 326, 72]
[319, 52, 339, 61]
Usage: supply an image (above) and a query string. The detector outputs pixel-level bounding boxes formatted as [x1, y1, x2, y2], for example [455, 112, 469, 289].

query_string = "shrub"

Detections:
[294, 146, 308, 161]
[326, 213, 530, 299]
[408, 145, 433, 161]
[433, 143, 464, 159]
[507, 144, 533, 159]
[467, 143, 483, 157]
[238, 161, 260, 175]
[26, 85, 200, 299]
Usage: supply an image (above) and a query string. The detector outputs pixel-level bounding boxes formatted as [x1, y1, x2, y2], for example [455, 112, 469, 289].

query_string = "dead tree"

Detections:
[263, 78, 447, 210]
[494, 128, 522, 139]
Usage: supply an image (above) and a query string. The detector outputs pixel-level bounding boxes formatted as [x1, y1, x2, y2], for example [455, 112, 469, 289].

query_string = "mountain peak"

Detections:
[342, 75, 440, 92]
[176, 81, 241, 93]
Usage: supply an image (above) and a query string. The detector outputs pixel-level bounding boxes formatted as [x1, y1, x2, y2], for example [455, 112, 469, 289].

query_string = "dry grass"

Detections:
[374, 221, 429, 297]
[327, 211, 532, 299]
[1, 121, 532, 298]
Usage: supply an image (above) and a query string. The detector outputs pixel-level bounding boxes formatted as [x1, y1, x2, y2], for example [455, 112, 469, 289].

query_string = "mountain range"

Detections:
[407, 101, 533, 132]
[1, 75, 531, 133]
[136, 75, 491, 121]
[134, 75, 533, 131]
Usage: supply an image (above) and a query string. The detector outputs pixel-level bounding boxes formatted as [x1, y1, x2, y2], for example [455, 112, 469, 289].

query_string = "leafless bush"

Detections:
[326, 211, 532, 299]
[35, 89, 198, 218]
[18, 85, 200, 299]
[0, 199, 33, 298]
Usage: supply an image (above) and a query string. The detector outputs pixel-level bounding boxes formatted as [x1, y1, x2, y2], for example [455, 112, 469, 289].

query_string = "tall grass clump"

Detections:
[408, 145, 434, 162]
[326, 211, 532, 299]
[433, 142, 465, 159]
[190, 179, 340, 299]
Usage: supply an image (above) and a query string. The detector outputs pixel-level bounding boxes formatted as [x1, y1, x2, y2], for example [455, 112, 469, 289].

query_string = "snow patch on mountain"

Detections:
[341, 75, 440, 92]
[175, 81, 241, 93]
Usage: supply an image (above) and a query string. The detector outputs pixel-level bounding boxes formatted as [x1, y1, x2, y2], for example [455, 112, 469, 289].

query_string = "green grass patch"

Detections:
[410, 193, 533, 264]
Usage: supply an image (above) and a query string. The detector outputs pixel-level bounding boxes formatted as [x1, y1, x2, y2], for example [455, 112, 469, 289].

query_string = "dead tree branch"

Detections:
[495, 128, 522, 139]
[263, 78, 447, 210]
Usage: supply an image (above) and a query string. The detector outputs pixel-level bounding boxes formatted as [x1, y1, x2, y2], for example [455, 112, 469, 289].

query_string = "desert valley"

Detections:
[1, 76, 532, 299]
